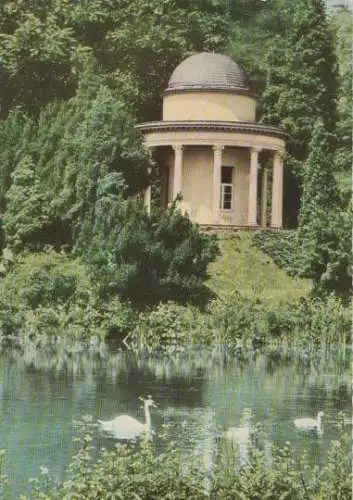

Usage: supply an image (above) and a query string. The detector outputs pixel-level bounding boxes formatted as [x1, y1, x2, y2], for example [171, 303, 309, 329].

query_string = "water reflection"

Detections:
[0, 347, 351, 498]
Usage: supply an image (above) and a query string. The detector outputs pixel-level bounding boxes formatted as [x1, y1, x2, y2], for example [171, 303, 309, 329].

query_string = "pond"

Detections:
[0, 345, 351, 498]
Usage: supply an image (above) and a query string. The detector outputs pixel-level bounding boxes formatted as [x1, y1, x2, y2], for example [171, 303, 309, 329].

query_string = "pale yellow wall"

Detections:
[181, 147, 213, 224]
[158, 146, 251, 226]
[217, 147, 249, 226]
[163, 92, 256, 122]
[224, 148, 249, 226]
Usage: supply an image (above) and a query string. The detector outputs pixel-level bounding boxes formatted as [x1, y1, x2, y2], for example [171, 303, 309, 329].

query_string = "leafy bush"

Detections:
[297, 208, 352, 297]
[129, 292, 350, 353]
[253, 215, 352, 299]
[12, 417, 351, 500]
[208, 292, 267, 347]
[0, 249, 136, 343]
[252, 230, 300, 275]
[291, 295, 351, 345]
[131, 301, 212, 352]
[79, 187, 219, 305]
[1, 82, 150, 251]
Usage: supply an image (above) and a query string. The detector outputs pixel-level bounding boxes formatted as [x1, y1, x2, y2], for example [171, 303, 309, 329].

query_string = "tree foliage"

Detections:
[331, 7, 352, 154]
[297, 120, 351, 296]
[254, 0, 339, 226]
[77, 177, 219, 304]
[262, 0, 339, 159]
[1, 78, 150, 249]
[0, 0, 230, 118]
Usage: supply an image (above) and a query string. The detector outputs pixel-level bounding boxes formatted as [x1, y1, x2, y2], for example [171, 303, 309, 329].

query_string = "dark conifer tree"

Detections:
[263, 0, 339, 160]
[297, 120, 350, 295]
[261, 0, 339, 226]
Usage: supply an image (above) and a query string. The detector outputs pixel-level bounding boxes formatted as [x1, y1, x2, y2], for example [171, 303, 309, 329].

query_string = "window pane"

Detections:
[221, 166, 233, 183]
[221, 183, 232, 210]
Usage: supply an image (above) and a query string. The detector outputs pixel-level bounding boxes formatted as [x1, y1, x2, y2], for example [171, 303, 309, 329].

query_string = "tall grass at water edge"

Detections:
[0, 233, 350, 354]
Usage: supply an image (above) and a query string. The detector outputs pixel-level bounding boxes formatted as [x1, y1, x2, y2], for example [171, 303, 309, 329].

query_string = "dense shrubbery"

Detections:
[252, 230, 299, 274]
[209, 293, 350, 348]
[0, 78, 219, 309]
[0, 249, 136, 343]
[131, 293, 350, 352]
[253, 215, 352, 299]
[130, 301, 212, 352]
[6, 416, 351, 500]
[0, 81, 150, 251]
[77, 190, 219, 305]
[0, 248, 349, 350]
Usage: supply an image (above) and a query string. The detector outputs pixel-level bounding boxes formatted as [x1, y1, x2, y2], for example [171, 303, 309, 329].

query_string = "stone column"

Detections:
[260, 166, 268, 227]
[212, 145, 224, 224]
[172, 144, 183, 199]
[247, 147, 261, 226]
[144, 186, 151, 213]
[271, 151, 284, 228]
[144, 166, 152, 214]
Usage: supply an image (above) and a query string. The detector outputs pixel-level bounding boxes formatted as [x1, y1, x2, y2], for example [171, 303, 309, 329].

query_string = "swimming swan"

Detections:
[98, 396, 156, 439]
[294, 411, 324, 433]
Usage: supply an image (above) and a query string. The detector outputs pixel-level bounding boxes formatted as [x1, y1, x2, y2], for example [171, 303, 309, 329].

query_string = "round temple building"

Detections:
[137, 52, 287, 228]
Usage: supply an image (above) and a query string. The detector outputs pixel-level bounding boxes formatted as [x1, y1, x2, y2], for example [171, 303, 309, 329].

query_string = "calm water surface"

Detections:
[0, 346, 351, 498]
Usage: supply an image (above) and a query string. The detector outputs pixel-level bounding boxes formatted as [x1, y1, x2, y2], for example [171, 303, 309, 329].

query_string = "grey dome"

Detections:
[165, 53, 251, 94]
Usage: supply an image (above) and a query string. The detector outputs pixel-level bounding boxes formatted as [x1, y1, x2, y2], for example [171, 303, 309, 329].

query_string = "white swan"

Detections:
[294, 411, 324, 433]
[98, 396, 156, 439]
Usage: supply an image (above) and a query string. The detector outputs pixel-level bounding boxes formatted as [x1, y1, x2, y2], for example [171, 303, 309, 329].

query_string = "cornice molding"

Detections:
[164, 87, 257, 99]
[136, 120, 289, 140]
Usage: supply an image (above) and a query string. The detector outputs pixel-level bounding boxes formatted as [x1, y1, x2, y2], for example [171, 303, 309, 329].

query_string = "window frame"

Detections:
[220, 166, 234, 211]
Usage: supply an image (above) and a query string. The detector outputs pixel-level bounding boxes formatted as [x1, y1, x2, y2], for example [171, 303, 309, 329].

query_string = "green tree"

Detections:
[262, 0, 339, 159]
[1, 78, 150, 250]
[298, 121, 338, 228]
[0, 0, 230, 118]
[0, 110, 32, 214]
[3, 155, 51, 248]
[78, 174, 219, 305]
[260, 0, 339, 226]
[99, 0, 229, 121]
[0, 5, 78, 116]
[297, 120, 351, 296]
[330, 7, 352, 203]
[228, 0, 288, 97]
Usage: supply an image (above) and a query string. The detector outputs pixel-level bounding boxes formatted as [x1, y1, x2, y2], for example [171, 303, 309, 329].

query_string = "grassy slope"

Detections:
[206, 231, 311, 304]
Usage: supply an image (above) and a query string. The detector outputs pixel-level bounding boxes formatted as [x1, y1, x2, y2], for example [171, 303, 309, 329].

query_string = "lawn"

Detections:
[206, 231, 311, 304]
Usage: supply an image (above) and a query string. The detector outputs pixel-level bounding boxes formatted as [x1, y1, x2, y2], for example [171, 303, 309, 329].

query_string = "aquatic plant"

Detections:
[14, 417, 352, 500]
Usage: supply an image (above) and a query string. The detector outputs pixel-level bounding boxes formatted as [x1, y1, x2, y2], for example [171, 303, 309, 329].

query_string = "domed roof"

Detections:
[165, 52, 251, 94]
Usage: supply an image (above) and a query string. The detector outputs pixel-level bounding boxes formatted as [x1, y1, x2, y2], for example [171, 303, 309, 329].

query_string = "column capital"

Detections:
[274, 149, 285, 159]
[172, 144, 184, 153]
[213, 144, 225, 152]
[250, 146, 262, 155]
